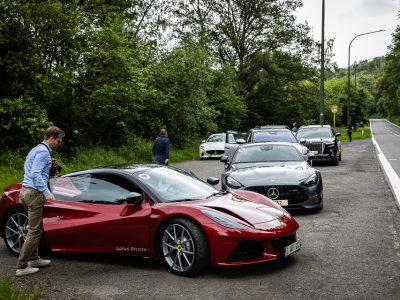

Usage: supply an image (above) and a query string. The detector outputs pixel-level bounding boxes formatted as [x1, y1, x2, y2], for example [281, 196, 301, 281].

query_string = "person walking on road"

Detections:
[347, 123, 353, 142]
[16, 126, 65, 276]
[153, 128, 170, 165]
[292, 122, 298, 133]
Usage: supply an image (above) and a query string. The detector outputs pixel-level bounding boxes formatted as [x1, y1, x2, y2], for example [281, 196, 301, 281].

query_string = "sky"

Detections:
[296, 0, 400, 68]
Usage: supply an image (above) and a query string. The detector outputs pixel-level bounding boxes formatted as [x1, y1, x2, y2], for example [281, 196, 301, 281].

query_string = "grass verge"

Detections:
[0, 276, 41, 300]
[336, 125, 371, 142]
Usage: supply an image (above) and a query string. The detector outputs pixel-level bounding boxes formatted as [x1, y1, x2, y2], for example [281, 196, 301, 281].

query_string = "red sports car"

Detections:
[0, 165, 301, 276]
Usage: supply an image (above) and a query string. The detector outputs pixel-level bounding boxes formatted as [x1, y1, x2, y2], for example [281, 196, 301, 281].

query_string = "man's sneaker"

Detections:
[16, 266, 40, 276]
[28, 257, 51, 268]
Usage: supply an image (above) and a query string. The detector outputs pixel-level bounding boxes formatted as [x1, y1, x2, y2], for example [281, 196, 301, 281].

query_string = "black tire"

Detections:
[331, 155, 339, 166]
[160, 218, 209, 277]
[2, 208, 28, 256]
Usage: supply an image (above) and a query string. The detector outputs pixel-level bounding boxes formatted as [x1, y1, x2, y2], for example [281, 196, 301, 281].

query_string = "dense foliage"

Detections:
[0, 0, 395, 153]
[378, 26, 400, 121]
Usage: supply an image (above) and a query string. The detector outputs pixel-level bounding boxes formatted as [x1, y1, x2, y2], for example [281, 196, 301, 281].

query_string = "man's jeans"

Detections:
[17, 187, 44, 269]
[154, 155, 167, 165]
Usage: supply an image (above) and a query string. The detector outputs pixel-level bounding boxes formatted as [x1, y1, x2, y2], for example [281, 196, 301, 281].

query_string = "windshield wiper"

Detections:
[206, 191, 227, 199]
[171, 199, 194, 202]
[79, 199, 122, 205]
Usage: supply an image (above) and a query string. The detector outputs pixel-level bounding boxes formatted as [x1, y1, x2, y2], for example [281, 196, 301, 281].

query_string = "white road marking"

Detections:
[371, 120, 400, 209]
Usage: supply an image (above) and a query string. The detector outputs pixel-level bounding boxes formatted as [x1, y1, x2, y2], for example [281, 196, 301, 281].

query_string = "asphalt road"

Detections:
[1, 138, 400, 299]
[371, 119, 400, 178]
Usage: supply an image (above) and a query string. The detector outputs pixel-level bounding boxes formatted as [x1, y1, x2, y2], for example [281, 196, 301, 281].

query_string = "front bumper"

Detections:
[200, 217, 300, 268]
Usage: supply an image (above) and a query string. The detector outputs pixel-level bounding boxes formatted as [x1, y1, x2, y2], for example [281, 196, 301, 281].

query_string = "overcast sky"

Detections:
[296, 0, 400, 68]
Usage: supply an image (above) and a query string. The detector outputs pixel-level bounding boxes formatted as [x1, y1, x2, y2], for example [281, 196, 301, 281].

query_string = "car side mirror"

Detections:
[236, 138, 246, 144]
[220, 155, 229, 163]
[335, 132, 341, 137]
[301, 148, 309, 156]
[299, 138, 306, 145]
[307, 152, 316, 159]
[207, 177, 220, 186]
[126, 192, 143, 205]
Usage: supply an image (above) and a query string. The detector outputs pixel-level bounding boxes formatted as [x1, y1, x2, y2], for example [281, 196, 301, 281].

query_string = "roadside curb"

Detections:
[370, 119, 400, 209]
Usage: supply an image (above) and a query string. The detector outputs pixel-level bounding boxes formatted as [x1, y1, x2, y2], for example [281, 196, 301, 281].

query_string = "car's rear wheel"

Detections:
[2, 208, 28, 256]
[160, 218, 209, 277]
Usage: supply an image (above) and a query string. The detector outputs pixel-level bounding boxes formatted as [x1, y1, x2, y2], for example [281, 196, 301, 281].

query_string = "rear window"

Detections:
[252, 130, 297, 143]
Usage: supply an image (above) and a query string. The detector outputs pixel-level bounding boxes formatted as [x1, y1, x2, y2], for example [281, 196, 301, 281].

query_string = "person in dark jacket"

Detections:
[152, 129, 170, 165]
[347, 123, 353, 142]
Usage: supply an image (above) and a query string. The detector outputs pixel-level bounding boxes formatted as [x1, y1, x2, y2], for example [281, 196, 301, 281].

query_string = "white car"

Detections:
[199, 133, 226, 159]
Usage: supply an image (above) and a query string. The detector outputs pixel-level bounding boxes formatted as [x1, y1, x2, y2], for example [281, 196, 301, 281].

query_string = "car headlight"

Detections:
[201, 210, 244, 229]
[226, 176, 243, 188]
[304, 173, 318, 187]
[325, 142, 335, 147]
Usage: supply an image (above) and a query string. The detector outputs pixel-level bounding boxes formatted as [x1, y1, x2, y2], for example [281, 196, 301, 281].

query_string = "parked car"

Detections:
[221, 142, 323, 211]
[224, 128, 310, 161]
[199, 133, 226, 159]
[0, 164, 301, 277]
[295, 125, 341, 166]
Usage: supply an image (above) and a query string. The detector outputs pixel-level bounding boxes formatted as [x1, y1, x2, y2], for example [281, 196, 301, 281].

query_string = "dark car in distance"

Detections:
[295, 125, 341, 166]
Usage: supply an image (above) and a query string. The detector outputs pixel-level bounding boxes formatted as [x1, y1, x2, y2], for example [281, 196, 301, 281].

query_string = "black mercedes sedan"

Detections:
[220, 142, 323, 211]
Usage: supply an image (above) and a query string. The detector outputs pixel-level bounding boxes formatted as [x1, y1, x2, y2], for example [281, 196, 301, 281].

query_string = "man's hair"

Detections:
[160, 128, 167, 136]
[44, 126, 65, 140]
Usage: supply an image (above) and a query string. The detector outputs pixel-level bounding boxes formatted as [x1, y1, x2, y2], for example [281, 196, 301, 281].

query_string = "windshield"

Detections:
[296, 127, 332, 139]
[233, 144, 302, 163]
[207, 134, 225, 142]
[252, 130, 297, 143]
[135, 167, 218, 203]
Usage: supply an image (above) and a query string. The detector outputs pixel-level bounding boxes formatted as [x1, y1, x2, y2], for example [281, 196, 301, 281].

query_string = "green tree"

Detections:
[0, 97, 50, 150]
[379, 25, 400, 118]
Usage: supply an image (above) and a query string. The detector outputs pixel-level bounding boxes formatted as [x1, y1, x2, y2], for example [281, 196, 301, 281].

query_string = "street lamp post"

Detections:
[346, 29, 385, 124]
[319, 0, 325, 126]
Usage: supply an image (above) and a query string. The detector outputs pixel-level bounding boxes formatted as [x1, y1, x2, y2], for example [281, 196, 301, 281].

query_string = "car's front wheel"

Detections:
[2, 208, 28, 256]
[160, 218, 209, 277]
[331, 155, 339, 166]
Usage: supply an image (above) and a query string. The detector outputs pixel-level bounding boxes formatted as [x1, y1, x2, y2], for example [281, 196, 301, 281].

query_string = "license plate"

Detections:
[285, 240, 301, 257]
[275, 199, 288, 206]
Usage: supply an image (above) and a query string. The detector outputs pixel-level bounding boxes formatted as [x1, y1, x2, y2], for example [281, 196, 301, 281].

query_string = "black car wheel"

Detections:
[160, 218, 209, 277]
[331, 155, 339, 166]
[2, 208, 28, 256]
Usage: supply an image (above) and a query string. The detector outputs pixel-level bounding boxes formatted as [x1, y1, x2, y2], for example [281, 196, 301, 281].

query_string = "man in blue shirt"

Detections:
[16, 126, 65, 276]
[152, 128, 170, 165]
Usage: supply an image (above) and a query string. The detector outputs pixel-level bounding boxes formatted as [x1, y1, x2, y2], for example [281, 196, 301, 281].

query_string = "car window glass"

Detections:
[85, 174, 143, 204]
[50, 175, 91, 202]
[233, 145, 302, 163]
[136, 167, 217, 203]
[227, 132, 243, 144]
[296, 127, 332, 139]
[207, 134, 225, 142]
[51, 174, 143, 204]
[252, 130, 297, 143]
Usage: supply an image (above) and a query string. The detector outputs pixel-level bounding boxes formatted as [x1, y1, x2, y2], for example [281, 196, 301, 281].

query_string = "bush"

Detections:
[0, 97, 50, 151]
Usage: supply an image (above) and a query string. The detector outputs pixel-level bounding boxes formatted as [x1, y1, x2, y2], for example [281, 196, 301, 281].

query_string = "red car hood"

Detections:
[179, 192, 291, 230]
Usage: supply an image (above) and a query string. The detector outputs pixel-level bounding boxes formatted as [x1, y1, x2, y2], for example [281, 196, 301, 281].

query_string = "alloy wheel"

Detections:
[5, 210, 28, 255]
[161, 223, 195, 273]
